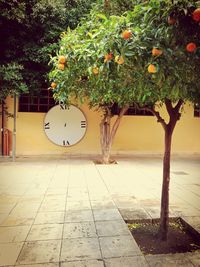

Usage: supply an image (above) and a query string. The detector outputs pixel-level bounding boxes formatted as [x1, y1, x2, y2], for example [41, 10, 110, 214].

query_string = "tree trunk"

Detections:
[100, 118, 111, 164]
[99, 106, 128, 164]
[159, 127, 172, 240]
[158, 99, 183, 241]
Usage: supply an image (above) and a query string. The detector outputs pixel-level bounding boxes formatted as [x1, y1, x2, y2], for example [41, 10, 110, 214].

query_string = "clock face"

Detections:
[44, 105, 87, 146]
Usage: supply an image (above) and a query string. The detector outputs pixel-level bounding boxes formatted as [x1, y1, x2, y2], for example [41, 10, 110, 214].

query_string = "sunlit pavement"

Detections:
[0, 155, 199, 266]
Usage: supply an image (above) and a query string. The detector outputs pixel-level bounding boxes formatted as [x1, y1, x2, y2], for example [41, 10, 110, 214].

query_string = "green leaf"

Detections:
[96, 13, 107, 21]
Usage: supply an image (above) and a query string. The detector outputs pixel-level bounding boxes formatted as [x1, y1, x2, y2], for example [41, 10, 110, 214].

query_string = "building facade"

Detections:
[1, 93, 200, 157]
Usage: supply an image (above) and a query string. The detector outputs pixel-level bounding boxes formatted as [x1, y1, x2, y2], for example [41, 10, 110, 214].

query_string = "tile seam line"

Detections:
[14, 161, 59, 265]
[83, 163, 105, 265]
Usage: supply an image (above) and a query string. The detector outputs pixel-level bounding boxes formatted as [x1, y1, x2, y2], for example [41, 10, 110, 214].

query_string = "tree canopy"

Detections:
[49, 0, 200, 237]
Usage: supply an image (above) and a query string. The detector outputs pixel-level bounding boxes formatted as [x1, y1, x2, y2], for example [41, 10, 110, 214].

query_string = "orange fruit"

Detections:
[152, 48, 163, 56]
[186, 42, 197, 53]
[167, 16, 176, 25]
[104, 53, 113, 63]
[51, 82, 57, 89]
[58, 63, 65, 70]
[192, 8, 200, 22]
[121, 30, 132, 40]
[148, 64, 157, 73]
[58, 56, 66, 64]
[92, 67, 99, 75]
[115, 55, 125, 64]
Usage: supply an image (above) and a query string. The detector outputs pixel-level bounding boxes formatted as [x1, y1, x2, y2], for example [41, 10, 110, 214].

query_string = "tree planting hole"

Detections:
[127, 218, 200, 255]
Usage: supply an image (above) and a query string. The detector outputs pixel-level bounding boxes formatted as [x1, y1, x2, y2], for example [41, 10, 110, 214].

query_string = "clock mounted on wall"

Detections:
[44, 105, 87, 147]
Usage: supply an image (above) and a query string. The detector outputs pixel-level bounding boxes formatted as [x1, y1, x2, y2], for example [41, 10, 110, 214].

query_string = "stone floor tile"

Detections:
[66, 201, 91, 211]
[46, 187, 67, 195]
[99, 235, 142, 258]
[0, 225, 31, 243]
[15, 264, 59, 267]
[0, 194, 20, 204]
[11, 202, 41, 215]
[60, 238, 101, 262]
[26, 224, 63, 241]
[186, 251, 200, 267]
[0, 203, 16, 213]
[63, 222, 97, 238]
[17, 240, 61, 265]
[170, 205, 200, 217]
[1, 214, 35, 226]
[67, 189, 89, 201]
[65, 210, 94, 223]
[113, 199, 138, 209]
[145, 254, 195, 267]
[181, 216, 200, 233]
[0, 213, 8, 225]
[0, 242, 24, 266]
[34, 212, 65, 224]
[91, 200, 116, 210]
[39, 200, 66, 212]
[142, 205, 160, 219]
[104, 256, 149, 267]
[61, 259, 104, 267]
[96, 220, 130, 237]
[119, 208, 152, 222]
[19, 196, 44, 203]
[93, 209, 123, 221]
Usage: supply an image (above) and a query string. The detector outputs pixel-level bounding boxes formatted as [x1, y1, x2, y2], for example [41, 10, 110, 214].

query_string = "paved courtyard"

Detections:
[0, 155, 199, 266]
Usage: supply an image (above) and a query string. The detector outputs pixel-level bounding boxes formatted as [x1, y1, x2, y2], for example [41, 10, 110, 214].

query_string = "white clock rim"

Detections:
[43, 104, 87, 147]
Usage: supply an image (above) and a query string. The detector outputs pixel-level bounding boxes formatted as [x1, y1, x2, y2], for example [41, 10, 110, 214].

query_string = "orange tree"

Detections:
[49, 0, 200, 239]
[49, 10, 144, 163]
[128, 0, 200, 240]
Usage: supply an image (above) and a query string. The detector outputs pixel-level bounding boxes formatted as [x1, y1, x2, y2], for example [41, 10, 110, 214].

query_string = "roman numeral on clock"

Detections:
[63, 140, 70, 146]
[44, 122, 50, 129]
[81, 120, 86, 128]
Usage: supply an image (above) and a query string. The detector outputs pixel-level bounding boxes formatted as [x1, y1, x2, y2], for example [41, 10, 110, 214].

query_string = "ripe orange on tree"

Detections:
[148, 64, 157, 73]
[58, 56, 66, 64]
[192, 8, 200, 22]
[152, 48, 163, 56]
[186, 42, 197, 53]
[92, 67, 99, 75]
[104, 53, 113, 63]
[58, 63, 65, 70]
[51, 82, 57, 89]
[115, 55, 125, 65]
[121, 30, 132, 40]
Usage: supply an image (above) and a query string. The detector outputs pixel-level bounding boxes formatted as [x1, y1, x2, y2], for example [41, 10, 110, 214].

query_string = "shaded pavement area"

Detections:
[0, 155, 199, 266]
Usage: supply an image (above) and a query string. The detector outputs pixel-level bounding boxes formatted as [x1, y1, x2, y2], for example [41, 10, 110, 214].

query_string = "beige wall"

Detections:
[5, 96, 200, 156]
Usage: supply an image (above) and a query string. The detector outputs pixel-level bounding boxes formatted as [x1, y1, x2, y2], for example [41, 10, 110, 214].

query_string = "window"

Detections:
[18, 89, 56, 113]
[194, 103, 200, 117]
[111, 103, 153, 116]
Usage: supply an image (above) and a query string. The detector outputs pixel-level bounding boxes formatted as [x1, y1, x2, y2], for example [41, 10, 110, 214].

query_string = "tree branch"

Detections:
[165, 98, 173, 116]
[110, 105, 129, 147]
[174, 99, 184, 114]
[134, 102, 167, 130]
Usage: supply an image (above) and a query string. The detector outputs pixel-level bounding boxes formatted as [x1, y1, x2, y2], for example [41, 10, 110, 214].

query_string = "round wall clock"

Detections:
[44, 105, 87, 146]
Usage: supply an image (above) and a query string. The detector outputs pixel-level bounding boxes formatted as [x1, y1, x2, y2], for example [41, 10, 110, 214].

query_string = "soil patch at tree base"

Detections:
[93, 159, 118, 164]
[127, 218, 200, 255]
